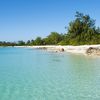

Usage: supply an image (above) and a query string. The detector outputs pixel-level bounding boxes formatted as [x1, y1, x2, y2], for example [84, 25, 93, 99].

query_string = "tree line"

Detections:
[0, 12, 100, 46]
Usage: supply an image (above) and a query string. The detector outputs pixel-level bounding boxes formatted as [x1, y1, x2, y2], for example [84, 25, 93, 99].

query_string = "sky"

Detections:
[0, 0, 100, 41]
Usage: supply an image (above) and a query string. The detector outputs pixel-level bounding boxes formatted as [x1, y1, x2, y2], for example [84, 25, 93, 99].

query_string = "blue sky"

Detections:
[0, 0, 100, 41]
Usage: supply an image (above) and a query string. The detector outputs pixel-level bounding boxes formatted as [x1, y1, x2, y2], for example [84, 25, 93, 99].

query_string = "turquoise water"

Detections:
[0, 47, 100, 100]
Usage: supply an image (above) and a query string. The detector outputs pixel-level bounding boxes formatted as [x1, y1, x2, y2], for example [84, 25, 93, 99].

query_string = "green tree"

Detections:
[34, 37, 43, 45]
[18, 41, 25, 46]
[26, 40, 31, 45]
[30, 39, 35, 45]
[67, 12, 100, 45]
[68, 12, 96, 37]
[46, 32, 62, 45]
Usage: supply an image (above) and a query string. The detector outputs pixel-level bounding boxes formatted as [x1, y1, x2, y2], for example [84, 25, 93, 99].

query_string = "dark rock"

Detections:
[60, 48, 64, 52]
[86, 47, 100, 56]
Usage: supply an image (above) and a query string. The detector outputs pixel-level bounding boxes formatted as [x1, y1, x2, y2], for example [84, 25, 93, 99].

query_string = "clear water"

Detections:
[0, 47, 100, 100]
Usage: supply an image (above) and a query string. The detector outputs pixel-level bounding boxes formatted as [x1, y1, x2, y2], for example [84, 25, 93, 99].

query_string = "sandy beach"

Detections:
[14, 45, 100, 56]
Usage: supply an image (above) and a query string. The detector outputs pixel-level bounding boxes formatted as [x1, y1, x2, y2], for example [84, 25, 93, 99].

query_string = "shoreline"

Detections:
[14, 45, 100, 56]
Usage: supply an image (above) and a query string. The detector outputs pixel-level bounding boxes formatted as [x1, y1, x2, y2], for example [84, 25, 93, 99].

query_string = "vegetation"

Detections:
[0, 12, 100, 46]
[66, 12, 100, 45]
[0, 41, 17, 46]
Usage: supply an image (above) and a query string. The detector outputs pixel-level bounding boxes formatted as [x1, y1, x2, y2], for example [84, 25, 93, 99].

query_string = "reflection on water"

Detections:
[0, 48, 100, 100]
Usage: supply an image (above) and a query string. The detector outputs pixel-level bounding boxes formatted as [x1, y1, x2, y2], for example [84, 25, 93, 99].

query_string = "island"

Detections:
[0, 12, 100, 56]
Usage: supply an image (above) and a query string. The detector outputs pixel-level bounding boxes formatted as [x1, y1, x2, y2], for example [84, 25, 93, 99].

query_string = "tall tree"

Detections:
[66, 12, 100, 45]
[68, 12, 96, 37]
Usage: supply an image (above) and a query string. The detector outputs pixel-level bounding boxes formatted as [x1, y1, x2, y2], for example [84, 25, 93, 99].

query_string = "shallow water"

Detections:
[0, 47, 100, 100]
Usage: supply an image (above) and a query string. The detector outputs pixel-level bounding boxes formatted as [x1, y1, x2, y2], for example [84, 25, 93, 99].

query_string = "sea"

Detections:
[0, 47, 100, 100]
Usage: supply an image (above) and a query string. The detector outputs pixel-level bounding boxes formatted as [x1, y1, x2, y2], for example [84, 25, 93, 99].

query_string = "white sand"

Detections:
[14, 45, 100, 55]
